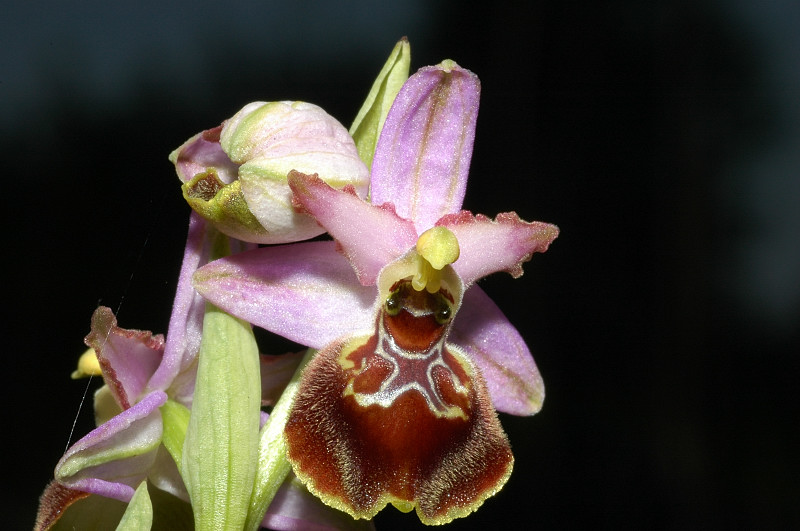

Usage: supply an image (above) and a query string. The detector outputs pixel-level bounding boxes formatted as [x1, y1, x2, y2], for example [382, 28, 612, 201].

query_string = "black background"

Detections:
[4, 1, 798, 529]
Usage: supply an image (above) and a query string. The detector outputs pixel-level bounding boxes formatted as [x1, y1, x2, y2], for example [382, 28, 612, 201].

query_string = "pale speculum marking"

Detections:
[344, 308, 469, 420]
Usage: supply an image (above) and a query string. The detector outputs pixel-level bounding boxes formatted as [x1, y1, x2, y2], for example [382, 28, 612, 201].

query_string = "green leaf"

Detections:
[116, 481, 152, 531]
[160, 399, 190, 467]
[244, 348, 316, 531]
[350, 38, 411, 170]
[181, 304, 261, 531]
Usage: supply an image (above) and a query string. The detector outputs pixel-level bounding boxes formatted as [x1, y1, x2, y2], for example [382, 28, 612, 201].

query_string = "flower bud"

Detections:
[170, 101, 369, 244]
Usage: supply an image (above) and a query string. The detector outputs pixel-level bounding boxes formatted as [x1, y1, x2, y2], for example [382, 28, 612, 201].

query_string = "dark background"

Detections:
[4, 1, 798, 529]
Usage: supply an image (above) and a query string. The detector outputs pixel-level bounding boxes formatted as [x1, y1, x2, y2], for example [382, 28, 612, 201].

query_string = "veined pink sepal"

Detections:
[451, 285, 545, 415]
[192, 241, 375, 349]
[370, 61, 481, 234]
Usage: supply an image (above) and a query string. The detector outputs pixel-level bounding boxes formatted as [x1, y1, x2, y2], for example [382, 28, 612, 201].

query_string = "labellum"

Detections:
[284, 244, 514, 524]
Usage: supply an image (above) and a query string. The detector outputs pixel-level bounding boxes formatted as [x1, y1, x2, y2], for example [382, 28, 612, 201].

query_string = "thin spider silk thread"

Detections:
[62, 189, 170, 455]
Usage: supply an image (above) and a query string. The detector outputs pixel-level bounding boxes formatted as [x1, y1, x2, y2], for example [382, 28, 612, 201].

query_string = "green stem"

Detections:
[182, 304, 262, 531]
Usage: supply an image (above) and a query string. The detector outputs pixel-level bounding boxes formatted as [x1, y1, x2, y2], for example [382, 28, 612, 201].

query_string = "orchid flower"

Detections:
[194, 60, 558, 524]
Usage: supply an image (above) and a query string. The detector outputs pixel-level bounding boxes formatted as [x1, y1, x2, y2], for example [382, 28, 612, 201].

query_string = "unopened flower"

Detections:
[170, 101, 369, 244]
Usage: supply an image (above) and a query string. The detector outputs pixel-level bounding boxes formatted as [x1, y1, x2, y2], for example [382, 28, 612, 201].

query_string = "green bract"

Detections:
[116, 482, 153, 531]
[350, 37, 411, 170]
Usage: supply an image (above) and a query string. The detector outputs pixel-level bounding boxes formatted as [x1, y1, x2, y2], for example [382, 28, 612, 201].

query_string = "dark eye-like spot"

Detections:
[435, 303, 452, 324]
[385, 291, 401, 315]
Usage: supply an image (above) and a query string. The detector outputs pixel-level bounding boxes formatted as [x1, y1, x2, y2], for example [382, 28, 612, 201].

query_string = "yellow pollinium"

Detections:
[71, 348, 102, 379]
[412, 226, 460, 293]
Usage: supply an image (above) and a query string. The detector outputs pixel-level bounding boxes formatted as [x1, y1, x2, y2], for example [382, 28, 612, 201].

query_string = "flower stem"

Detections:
[182, 303, 261, 531]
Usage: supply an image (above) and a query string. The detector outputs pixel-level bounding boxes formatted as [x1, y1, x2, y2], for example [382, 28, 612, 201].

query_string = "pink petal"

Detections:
[288, 172, 417, 285]
[193, 241, 375, 348]
[55, 391, 168, 502]
[449, 286, 545, 416]
[370, 63, 480, 233]
[85, 307, 164, 410]
[438, 211, 559, 286]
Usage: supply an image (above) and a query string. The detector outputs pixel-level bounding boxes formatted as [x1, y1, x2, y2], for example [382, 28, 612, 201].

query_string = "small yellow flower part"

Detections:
[412, 226, 460, 293]
[71, 348, 101, 379]
[70, 348, 103, 380]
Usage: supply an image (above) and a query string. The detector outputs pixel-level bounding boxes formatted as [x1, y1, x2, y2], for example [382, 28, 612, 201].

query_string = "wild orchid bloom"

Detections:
[194, 60, 558, 524]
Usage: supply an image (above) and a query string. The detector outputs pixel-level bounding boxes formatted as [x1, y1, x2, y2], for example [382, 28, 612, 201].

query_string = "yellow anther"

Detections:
[412, 227, 460, 293]
[71, 348, 102, 379]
